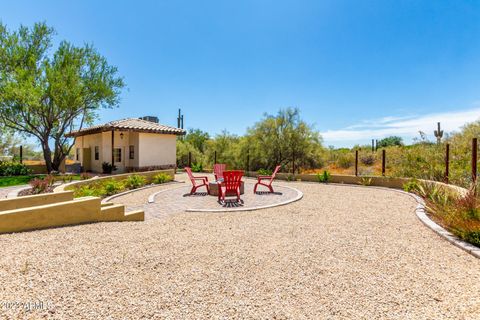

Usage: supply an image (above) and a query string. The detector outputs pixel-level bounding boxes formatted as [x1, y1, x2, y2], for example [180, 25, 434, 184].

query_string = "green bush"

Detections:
[337, 153, 354, 169]
[124, 174, 146, 189]
[73, 184, 103, 197]
[102, 179, 125, 196]
[102, 162, 117, 174]
[402, 179, 420, 193]
[152, 173, 172, 184]
[316, 170, 330, 183]
[0, 161, 32, 176]
[461, 231, 480, 247]
[258, 168, 273, 176]
[191, 163, 203, 172]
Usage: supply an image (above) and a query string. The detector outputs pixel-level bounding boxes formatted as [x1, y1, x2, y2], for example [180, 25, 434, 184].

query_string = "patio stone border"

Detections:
[405, 191, 480, 259]
[103, 181, 184, 203]
[147, 183, 303, 213]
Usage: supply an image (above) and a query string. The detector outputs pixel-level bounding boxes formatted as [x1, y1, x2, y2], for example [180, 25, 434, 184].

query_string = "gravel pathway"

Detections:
[0, 185, 28, 199]
[0, 180, 479, 319]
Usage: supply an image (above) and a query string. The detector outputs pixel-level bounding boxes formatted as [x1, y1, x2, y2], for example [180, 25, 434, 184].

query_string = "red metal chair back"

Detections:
[213, 163, 226, 180]
[185, 167, 195, 182]
[271, 165, 281, 180]
[223, 170, 243, 192]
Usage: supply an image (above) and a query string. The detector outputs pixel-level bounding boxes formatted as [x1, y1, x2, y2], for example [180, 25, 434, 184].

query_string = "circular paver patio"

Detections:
[144, 182, 301, 217]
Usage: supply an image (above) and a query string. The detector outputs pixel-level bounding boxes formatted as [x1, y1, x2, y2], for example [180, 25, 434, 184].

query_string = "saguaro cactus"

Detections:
[434, 122, 444, 144]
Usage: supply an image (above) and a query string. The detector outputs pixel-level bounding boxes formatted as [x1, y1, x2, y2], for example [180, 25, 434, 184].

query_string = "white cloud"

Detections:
[321, 108, 480, 145]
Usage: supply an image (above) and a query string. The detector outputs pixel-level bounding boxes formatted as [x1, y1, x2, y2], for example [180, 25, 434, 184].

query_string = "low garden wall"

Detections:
[245, 171, 468, 196]
[0, 192, 144, 234]
[0, 191, 74, 211]
[54, 169, 175, 193]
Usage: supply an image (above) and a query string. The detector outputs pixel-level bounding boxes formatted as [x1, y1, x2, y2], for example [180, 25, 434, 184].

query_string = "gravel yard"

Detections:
[0, 179, 479, 319]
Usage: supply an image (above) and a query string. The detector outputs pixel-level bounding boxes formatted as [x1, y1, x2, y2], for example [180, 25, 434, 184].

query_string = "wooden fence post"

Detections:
[445, 143, 450, 184]
[246, 153, 250, 173]
[292, 151, 295, 175]
[355, 150, 359, 176]
[188, 152, 192, 168]
[382, 149, 386, 176]
[19, 145, 23, 164]
[371, 139, 374, 152]
[473, 138, 478, 184]
[214, 151, 217, 164]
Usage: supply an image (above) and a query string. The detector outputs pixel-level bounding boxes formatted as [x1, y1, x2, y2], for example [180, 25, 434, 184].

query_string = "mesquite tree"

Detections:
[0, 22, 124, 172]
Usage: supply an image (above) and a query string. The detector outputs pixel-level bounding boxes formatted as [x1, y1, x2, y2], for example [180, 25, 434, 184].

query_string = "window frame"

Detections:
[114, 148, 122, 163]
[129, 145, 134, 160]
[94, 146, 99, 161]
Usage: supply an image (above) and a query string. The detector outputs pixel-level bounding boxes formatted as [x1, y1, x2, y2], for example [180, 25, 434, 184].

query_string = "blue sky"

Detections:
[1, 0, 480, 147]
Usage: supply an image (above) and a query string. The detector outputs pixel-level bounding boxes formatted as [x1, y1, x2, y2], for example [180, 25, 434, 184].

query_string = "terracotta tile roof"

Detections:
[66, 118, 185, 137]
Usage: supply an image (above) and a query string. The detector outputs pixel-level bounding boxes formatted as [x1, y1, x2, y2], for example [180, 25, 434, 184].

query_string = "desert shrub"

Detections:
[0, 161, 32, 176]
[102, 162, 117, 174]
[462, 231, 480, 247]
[258, 168, 272, 176]
[191, 163, 203, 172]
[337, 153, 354, 169]
[403, 179, 420, 193]
[124, 174, 146, 189]
[80, 172, 91, 180]
[73, 184, 104, 197]
[44, 175, 55, 187]
[102, 179, 124, 196]
[360, 154, 375, 166]
[61, 174, 74, 183]
[358, 177, 373, 186]
[152, 173, 172, 184]
[413, 181, 480, 248]
[316, 170, 330, 183]
[29, 178, 49, 194]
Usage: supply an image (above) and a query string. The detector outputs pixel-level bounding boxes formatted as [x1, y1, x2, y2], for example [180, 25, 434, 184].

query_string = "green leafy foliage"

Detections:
[102, 162, 117, 174]
[124, 174, 146, 189]
[102, 179, 125, 196]
[358, 177, 373, 186]
[377, 136, 403, 148]
[191, 163, 203, 172]
[0, 22, 124, 172]
[176, 108, 325, 173]
[316, 170, 330, 183]
[258, 168, 273, 176]
[152, 173, 173, 184]
[402, 179, 420, 193]
[410, 181, 480, 248]
[0, 161, 31, 176]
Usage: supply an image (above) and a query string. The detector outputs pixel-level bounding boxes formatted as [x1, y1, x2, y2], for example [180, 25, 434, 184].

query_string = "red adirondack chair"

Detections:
[185, 167, 210, 194]
[218, 170, 244, 202]
[213, 163, 226, 181]
[254, 165, 281, 193]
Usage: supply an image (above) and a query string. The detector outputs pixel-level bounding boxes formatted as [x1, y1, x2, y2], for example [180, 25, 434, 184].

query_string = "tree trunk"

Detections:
[41, 140, 53, 173]
[52, 153, 66, 172]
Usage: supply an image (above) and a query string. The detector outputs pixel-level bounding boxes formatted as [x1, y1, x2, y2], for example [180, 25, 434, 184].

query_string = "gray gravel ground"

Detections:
[0, 178, 479, 319]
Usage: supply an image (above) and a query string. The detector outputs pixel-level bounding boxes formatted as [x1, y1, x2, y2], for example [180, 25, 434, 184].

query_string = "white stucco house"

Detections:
[66, 118, 185, 173]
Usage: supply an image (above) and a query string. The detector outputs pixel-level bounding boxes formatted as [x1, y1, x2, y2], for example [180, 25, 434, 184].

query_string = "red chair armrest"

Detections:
[257, 176, 272, 179]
